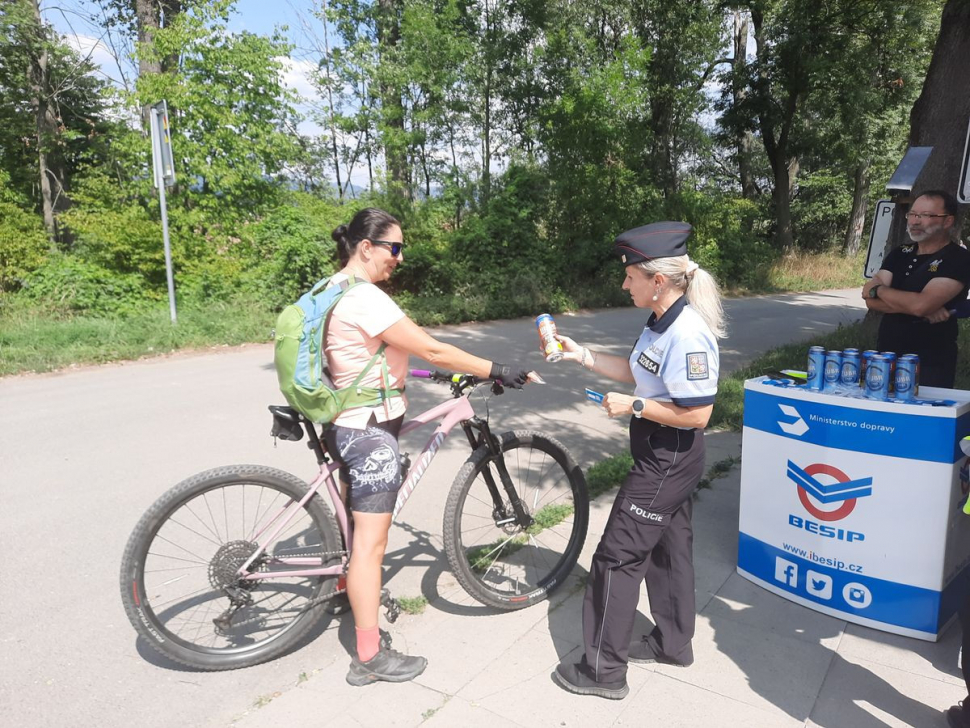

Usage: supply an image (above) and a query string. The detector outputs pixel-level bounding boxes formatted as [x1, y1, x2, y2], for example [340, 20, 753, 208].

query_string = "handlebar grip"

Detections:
[409, 369, 433, 378]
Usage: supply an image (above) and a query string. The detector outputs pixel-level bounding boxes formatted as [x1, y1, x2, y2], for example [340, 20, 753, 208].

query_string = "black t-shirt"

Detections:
[876, 242, 970, 362]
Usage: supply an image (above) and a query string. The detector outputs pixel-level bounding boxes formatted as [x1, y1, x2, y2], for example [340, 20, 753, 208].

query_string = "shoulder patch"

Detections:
[636, 351, 660, 375]
[686, 352, 710, 380]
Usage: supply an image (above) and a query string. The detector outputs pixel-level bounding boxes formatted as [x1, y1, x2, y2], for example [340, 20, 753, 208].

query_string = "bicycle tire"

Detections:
[119, 465, 342, 671]
[443, 431, 589, 610]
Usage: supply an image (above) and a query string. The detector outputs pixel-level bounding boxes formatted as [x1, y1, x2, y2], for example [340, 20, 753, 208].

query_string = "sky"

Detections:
[43, 0, 325, 130]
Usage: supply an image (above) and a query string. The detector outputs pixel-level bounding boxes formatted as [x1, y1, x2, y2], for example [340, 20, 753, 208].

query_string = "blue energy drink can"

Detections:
[822, 350, 843, 391]
[840, 350, 861, 389]
[880, 352, 898, 394]
[807, 346, 825, 390]
[865, 354, 891, 400]
[896, 354, 920, 400]
[859, 350, 878, 387]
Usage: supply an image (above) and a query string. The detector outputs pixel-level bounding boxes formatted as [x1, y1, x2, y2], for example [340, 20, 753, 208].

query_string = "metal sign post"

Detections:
[149, 101, 177, 323]
[959, 115, 970, 204]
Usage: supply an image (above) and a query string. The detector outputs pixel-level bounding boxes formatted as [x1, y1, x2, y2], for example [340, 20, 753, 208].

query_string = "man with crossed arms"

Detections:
[863, 189, 970, 388]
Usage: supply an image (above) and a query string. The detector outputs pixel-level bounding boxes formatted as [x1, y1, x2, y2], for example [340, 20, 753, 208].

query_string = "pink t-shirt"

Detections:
[324, 274, 409, 428]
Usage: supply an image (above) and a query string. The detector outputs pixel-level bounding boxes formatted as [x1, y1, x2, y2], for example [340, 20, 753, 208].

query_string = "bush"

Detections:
[790, 169, 853, 252]
[385, 198, 460, 298]
[62, 169, 168, 284]
[451, 164, 554, 294]
[0, 172, 49, 291]
[21, 255, 153, 317]
[663, 190, 773, 289]
[242, 202, 340, 310]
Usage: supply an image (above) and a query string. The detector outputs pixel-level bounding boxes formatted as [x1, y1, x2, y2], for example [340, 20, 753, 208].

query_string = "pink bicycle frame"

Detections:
[236, 395, 476, 581]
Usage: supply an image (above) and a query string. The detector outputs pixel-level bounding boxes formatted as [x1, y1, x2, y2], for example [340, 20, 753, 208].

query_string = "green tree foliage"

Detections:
[719, 0, 939, 250]
[0, 0, 954, 332]
[0, 0, 118, 240]
[137, 0, 300, 214]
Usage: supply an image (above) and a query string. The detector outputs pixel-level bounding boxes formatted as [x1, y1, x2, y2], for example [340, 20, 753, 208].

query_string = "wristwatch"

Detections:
[868, 284, 882, 300]
[632, 398, 645, 418]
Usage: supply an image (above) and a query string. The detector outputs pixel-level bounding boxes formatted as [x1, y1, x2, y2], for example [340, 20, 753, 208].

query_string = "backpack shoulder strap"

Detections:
[320, 277, 402, 399]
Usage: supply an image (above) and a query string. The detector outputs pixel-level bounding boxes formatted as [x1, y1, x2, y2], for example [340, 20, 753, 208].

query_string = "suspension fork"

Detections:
[461, 418, 533, 528]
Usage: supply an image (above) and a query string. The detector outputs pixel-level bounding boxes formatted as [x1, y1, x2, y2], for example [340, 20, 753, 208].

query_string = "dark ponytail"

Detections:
[332, 208, 401, 266]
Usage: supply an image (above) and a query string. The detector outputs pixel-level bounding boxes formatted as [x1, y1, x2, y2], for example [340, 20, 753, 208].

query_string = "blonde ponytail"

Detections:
[638, 255, 727, 339]
[685, 267, 726, 339]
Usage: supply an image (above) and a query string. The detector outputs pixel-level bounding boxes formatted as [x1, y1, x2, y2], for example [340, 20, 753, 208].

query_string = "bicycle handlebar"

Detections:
[409, 368, 497, 395]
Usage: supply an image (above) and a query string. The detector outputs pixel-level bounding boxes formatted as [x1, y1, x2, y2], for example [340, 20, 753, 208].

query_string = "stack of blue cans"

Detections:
[806, 346, 919, 402]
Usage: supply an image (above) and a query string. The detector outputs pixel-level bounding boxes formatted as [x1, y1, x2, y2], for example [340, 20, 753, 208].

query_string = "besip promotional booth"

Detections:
[737, 377, 970, 640]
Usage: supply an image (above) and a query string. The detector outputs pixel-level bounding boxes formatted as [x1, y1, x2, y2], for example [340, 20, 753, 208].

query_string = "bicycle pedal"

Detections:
[380, 588, 402, 623]
[380, 629, 393, 650]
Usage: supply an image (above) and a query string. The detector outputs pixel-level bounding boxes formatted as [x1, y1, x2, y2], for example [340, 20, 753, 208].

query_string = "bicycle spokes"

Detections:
[446, 432, 588, 607]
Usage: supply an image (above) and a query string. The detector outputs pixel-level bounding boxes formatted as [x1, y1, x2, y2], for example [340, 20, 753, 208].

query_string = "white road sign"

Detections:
[864, 200, 894, 279]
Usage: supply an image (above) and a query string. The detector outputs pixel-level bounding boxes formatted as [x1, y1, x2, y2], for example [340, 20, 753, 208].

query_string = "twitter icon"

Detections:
[806, 570, 833, 600]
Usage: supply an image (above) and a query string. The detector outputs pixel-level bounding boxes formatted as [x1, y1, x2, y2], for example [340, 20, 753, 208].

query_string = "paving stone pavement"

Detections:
[4, 288, 964, 727]
[225, 429, 967, 728]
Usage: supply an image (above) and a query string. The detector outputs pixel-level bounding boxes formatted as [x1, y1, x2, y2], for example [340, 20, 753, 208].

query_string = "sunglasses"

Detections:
[369, 239, 406, 256]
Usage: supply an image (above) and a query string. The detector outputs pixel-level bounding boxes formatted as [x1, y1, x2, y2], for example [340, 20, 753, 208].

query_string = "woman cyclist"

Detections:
[322, 208, 536, 686]
[552, 221, 725, 699]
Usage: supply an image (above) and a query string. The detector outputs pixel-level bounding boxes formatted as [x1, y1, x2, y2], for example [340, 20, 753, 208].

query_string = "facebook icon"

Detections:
[774, 557, 798, 587]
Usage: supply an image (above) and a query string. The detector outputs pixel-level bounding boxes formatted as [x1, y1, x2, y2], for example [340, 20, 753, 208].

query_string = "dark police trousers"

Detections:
[581, 419, 705, 683]
[958, 578, 970, 720]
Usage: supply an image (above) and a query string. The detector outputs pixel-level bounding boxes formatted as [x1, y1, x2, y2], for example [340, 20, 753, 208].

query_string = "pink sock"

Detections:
[356, 626, 380, 662]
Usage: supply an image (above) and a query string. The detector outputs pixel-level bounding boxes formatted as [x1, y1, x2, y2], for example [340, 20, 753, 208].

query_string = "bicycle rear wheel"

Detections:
[443, 431, 589, 610]
[120, 465, 342, 670]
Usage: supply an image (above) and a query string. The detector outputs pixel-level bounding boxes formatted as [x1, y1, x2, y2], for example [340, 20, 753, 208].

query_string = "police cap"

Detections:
[613, 221, 692, 266]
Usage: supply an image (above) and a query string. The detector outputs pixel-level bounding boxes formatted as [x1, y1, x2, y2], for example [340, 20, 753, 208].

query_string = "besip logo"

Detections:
[787, 461, 873, 521]
[777, 404, 809, 436]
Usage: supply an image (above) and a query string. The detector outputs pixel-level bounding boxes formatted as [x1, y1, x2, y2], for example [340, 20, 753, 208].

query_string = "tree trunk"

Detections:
[643, 14, 677, 198]
[733, 9, 756, 199]
[25, 0, 58, 244]
[844, 159, 871, 256]
[751, 8, 797, 249]
[319, 0, 343, 198]
[772, 157, 794, 249]
[908, 0, 970, 200]
[134, 0, 182, 128]
[376, 0, 409, 198]
[883, 0, 970, 258]
[479, 0, 494, 205]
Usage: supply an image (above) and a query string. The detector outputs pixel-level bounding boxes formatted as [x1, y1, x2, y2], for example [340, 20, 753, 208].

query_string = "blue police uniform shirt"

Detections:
[629, 295, 719, 420]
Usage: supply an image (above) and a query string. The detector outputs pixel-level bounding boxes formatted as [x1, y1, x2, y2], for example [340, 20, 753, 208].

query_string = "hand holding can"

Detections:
[535, 314, 564, 362]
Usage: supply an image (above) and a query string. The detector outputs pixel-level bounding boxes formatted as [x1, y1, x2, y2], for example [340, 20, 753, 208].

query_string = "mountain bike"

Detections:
[119, 370, 589, 670]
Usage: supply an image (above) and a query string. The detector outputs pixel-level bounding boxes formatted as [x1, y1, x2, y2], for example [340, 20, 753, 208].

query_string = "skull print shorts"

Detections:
[324, 416, 404, 514]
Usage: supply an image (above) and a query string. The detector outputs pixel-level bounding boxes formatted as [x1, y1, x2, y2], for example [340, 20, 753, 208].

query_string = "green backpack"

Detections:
[274, 275, 404, 425]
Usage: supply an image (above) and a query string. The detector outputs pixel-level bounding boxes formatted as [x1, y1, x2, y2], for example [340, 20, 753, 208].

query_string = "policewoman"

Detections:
[553, 222, 726, 699]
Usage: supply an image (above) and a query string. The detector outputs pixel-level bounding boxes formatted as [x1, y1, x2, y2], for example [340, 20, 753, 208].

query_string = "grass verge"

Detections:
[0, 297, 275, 376]
[586, 452, 742, 500]
[709, 318, 881, 431]
[2, 250, 869, 377]
[710, 313, 970, 434]
[758, 249, 866, 293]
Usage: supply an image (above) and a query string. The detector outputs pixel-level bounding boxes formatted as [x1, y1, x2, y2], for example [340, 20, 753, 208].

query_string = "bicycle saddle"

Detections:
[269, 405, 304, 441]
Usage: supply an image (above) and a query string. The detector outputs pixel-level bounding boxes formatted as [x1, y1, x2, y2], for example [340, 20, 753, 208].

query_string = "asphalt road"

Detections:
[0, 289, 867, 727]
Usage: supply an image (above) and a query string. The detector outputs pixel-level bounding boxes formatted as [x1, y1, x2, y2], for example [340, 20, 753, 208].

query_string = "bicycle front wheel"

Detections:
[443, 431, 589, 610]
[120, 465, 342, 671]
